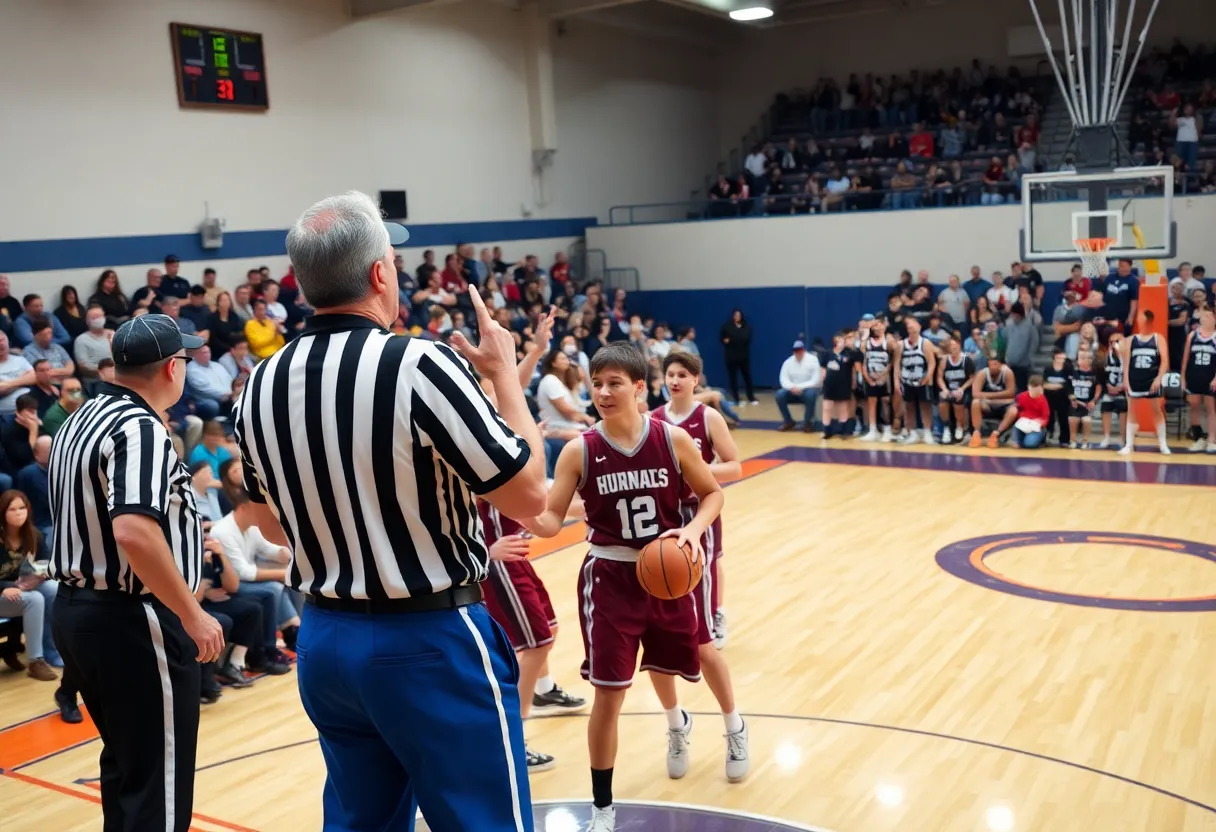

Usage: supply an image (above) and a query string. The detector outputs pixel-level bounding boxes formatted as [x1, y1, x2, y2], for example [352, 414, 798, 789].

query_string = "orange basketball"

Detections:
[636, 537, 702, 600]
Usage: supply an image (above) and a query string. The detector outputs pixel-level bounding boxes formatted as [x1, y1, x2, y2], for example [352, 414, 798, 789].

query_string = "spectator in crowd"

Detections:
[536, 349, 595, 476]
[744, 144, 768, 183]
[209, 490, 298, 668]
[189, 420, 235, 478]
[776, 339, 822, 432]
[777, 137, 803, 172]
[16, 436, 52, 543]
[791, 176, 820, 214]
[186, 345, 235, 420]
[889, 162, 919, 209]
[909, 122, 935, 158]
[969, 354, 1018, 448]
[764, 169, 788, 214]
[822, 168, 852, 212]
[74, 305, 112, 392]
[0, 333, 35, 416]
[1101, 257, 1140, 333]
[940, 117, 964, 158]
[987, 272, 1016, 314]
[1177, 261, 1204, 295]
[1170, 104, 1202, 171]
[190, 461, 232, 528]
[938, 274, 970, 324]
[1168, 279, 1191, 369]
[219, 337, 255, 379]
[27, 361, 58, 417]
[232, 284, 256, 320]
[245, 299, 285, 360]
[218, 458, 244, 509]
[96, 357, 115, 385]
[415, 249, 437, 283]
[551, 251, 570, 287]
[3, 396, 41, 471]
[207, 291, 245, 360]
[886, 129, 909, 159]
[14, 295, 71, 348]
[160, 254, 191, 299]
[24, 318, 75, 381]
[40, 377, 84, 437]
[54, 286, 88, 342]
[1003, 302, 1039, 390]
[0, 489, 57, 681]
[513, 255, 545, 294]
[181, 286, 213, 336]
[923, 313, 951, 348]
[261, 280, 288, 328]
[1063, 264, 1091, 300]
[981, 156, 1006, 204]
[160, 295, 197, 338]
[963, 265, 992, 304]
[88, 269, 129, 328]
[196, 536, 261, 702]
[1011, 375, 1050, 448]
[721, 309, 757, 405]
[0, 275, 24, 322]
[1053, 291, 1083, 359]
[201, 267, 223, 310]
[129, 268, 164, 315]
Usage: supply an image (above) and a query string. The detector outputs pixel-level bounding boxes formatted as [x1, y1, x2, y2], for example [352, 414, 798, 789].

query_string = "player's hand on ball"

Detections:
[489, 534, 531, 562]
[450, 287, 516, 380]
[659, 527, 703, 565]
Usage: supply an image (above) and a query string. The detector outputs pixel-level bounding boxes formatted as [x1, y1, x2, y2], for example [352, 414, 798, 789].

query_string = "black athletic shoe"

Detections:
[281, 624, 299, 652]
[215, 662, 254, 688]
[54, 686, 83, 724]
[200, 685, 223, 704]
[525, 747, 555, 773]
[531, 684, 587, 715]
[262, 649, 293, 675]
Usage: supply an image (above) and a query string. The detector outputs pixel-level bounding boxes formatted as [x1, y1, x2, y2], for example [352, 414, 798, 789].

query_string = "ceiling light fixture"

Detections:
[729, 4, 773, 21]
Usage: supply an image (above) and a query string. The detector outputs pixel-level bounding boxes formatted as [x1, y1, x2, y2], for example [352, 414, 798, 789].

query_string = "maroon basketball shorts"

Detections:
[482, 559, 556, 651]
[694, 555, 720, 646]
[680, 507, 724, 560]
[577, 554, 701, 688]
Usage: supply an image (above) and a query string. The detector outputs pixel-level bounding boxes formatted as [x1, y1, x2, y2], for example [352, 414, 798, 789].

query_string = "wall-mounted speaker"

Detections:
[379, 190, 408, 221]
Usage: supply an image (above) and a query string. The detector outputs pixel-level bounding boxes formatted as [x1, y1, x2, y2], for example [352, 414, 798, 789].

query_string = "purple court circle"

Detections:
[936, 531, 1216, 611]
[418, 800, 830, 831]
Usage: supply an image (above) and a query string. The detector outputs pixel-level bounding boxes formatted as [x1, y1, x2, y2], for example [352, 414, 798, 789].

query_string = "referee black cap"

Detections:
[113, 314, 205, 367]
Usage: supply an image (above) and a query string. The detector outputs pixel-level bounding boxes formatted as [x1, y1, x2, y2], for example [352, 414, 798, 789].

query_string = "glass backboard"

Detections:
[1019, 166, 1176, 262]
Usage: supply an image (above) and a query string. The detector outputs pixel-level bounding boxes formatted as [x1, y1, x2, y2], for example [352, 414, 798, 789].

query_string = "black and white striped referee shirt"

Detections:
[48, 384, 203, 594]
[231, 314, 531, 600]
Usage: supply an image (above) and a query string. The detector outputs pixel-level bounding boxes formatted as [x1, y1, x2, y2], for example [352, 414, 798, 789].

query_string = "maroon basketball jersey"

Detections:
[579, 418, 686, 551]
[477, 500, 524, 546]
[652, 402, 712, 503]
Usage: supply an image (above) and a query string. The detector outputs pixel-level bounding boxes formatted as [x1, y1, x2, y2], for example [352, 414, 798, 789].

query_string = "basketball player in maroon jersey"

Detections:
[524, 344, 723, 832]
[653, 350, 749, 780]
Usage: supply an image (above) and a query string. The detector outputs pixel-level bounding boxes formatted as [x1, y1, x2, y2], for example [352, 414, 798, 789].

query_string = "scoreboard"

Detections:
[170, 23, 269, 111]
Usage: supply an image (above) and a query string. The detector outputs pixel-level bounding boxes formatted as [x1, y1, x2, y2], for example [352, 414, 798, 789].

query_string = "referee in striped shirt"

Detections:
[49, 314, 225, 832]
[232, 191, 547, 832]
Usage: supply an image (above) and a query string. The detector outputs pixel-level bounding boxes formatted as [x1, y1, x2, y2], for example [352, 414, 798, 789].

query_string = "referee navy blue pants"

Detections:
[296, 600, 533, 832]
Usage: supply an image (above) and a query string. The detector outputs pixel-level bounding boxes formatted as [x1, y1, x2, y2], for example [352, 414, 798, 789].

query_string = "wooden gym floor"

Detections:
[5, 402, 1216, 831]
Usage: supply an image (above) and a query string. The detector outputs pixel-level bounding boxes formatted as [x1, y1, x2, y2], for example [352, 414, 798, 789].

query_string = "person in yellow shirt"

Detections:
[244, 299, 285, 360]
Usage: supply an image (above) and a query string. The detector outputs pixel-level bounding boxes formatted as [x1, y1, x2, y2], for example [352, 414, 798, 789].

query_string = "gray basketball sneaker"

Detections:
[724, 721, 750, 782]
[667, 709, 693, 778]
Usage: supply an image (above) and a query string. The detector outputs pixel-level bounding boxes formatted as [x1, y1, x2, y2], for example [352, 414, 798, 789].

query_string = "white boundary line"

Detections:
[532, 798, 838, 832]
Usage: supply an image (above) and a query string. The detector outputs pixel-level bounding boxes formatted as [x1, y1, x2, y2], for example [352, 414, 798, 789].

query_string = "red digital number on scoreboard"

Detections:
[216, 79, 235, 101]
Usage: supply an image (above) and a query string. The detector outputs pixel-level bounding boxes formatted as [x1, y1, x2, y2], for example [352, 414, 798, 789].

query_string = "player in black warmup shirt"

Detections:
[1181, 307, 1216, 452]
[1066, 349, 1099, 448]
[821, 331, 858, 439]
[1119, 309, 1170, 455]
[894, 318, 937, 444]
[969, 354, 1016, 448]
[1097, 333, 1127, 449]
[1042, 348, 1073, 446]
[936, 336, 974, 444]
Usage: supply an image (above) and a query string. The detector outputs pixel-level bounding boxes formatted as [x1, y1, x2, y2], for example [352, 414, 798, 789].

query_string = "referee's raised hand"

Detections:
[450, 286, 517, 380]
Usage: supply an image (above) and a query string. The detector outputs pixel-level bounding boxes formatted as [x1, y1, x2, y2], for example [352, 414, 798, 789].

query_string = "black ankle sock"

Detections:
[591, 767, 614, 808]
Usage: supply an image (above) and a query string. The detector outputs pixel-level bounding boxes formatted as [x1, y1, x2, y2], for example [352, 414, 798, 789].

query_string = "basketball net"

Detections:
[1074, 237, 1115, 279]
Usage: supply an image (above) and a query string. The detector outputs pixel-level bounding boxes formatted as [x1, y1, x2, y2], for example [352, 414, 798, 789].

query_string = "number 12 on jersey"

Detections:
[616, 496, 658, 540]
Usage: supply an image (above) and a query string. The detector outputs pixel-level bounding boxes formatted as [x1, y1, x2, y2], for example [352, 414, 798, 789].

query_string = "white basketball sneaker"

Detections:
[923, 429, 937, 444]
[1159, 441, 1172, 455]
[712, 609, 728, 650]
[880, 426, 894, 442]
[1118, 444, 1133, 456]
[954, 425, 965, 442]
[587, 805, 616, 831]
[860, 429, 879, 442]
[1190, 438, 1207, 452]
[724, 721, 750, 782]
[667, 709, 692, 779]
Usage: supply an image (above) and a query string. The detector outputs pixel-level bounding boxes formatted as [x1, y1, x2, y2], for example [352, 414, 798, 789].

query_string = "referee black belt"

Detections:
[57, 584, 148, 604]
[305, 584, 483, 614]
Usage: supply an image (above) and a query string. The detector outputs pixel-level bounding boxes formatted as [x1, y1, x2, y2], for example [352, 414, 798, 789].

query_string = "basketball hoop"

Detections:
[1074, 237, 1115, 279]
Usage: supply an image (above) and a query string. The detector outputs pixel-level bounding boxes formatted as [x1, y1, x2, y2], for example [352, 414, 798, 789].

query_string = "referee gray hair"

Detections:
[286, 190, 390, 309]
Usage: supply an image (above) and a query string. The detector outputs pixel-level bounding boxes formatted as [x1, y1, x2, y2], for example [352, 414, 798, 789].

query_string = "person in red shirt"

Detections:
[1063, 264, 1091, 300]
[279, 265, 298, 293]
[1012, 375, 1050, 448]
[550, 252, 570, 286]
[440, 253, 467, 294]
[908, 122, 935, 158]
